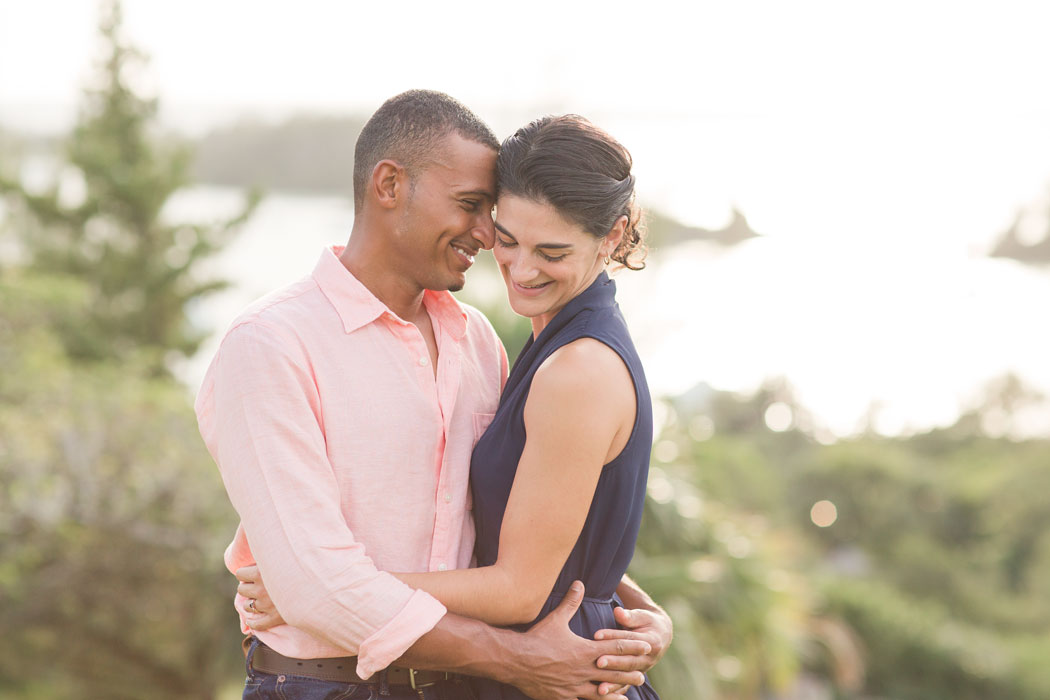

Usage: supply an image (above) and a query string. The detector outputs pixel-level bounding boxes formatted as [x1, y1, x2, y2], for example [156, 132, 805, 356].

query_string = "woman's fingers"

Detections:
[578, 683, 629, 700]
[237, 580, 265, 601]
[597, 683, 631, 697]
[235, 565, 261, 583]
[245, 610, 284, 631]
[594, 637, 650, 659]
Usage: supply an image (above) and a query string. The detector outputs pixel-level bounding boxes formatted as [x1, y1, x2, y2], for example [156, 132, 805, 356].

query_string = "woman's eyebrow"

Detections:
[494, 222, 574, 249]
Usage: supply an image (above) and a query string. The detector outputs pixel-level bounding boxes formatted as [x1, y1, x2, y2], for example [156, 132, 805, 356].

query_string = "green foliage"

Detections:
[0, 274, 241, 700]
[0, 4, 251, 697]
[0, 0, 259, 372]
[3, 6, 1047, 699]
[645, 381, 1050, 699]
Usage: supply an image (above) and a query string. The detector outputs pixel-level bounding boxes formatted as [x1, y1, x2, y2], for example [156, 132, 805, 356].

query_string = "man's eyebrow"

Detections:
[456, 189, 495, 200]
[493, 222, 574, 250]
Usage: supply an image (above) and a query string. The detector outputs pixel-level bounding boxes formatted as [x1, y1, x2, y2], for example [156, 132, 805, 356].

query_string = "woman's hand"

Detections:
[235, 565, 286, 631]
[593, 605, 673, 696]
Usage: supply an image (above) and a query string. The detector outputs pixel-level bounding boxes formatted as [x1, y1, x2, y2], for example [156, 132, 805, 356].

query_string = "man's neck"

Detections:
[339, 226, 426, 322]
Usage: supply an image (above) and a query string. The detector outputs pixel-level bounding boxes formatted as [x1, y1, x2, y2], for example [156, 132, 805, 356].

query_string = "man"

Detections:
[197, 90, 670, 700]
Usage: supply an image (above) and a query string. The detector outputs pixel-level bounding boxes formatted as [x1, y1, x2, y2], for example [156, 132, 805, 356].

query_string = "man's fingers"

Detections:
[591, 669, 646, 687]
[548, 580, 585, 623]
[594, 628, 649, 642]
[235, 565, 261, 583]
[595, 638, 651, 659]
[597, 653, 653, 672]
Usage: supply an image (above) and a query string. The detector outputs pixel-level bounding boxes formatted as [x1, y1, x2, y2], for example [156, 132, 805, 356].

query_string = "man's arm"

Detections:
[198, 321, 446, 676]
[398, 582, 650, 700]
[237, 569, 649, 700]
[206, 323, 650, 698]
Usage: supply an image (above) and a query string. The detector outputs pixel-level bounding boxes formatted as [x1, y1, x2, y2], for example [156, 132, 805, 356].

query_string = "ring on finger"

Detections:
[247, 598, 257, 613]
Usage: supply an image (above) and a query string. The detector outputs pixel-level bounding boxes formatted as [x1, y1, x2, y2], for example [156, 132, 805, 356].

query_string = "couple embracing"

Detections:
[197, 89, 671, 700]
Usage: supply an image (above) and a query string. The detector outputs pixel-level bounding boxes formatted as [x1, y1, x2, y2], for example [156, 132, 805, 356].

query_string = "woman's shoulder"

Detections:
[530, 338, 633, 411]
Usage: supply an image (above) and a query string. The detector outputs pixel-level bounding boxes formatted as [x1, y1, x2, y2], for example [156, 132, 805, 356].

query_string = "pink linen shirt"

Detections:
[195, 246, 507, 679]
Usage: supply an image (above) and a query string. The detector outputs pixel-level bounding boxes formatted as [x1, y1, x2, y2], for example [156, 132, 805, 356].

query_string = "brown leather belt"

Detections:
[244, 637, 454, 689]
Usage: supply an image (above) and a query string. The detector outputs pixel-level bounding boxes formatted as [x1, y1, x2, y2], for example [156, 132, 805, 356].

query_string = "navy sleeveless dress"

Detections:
[469, 272, 659, 700]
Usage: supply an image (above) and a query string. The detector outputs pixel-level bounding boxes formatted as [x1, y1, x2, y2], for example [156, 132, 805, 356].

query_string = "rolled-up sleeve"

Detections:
[197, 321, 446, 676]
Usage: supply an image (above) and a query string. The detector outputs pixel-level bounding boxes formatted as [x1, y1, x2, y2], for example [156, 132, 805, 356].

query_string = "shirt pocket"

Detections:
[469, 413, 495, 512]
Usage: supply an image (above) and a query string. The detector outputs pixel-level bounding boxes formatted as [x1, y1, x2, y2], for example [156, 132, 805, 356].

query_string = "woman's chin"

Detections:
[507, 299, 537, 319]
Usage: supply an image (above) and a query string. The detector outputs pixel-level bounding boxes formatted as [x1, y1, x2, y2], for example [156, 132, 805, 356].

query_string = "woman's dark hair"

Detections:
[497, 115, 647, 270]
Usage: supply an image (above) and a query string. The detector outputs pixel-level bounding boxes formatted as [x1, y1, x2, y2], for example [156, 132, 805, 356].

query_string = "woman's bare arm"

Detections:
[394, 337, 635, 625]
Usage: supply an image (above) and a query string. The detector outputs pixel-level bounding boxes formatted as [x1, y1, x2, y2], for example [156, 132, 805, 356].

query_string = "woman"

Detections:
[243, 115, 660, 699]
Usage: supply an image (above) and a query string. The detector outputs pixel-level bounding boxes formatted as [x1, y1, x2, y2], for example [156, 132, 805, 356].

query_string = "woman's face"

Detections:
[493, 195, 616, 332]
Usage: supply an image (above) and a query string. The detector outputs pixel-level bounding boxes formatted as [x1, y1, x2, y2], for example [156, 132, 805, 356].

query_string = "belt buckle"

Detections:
[408, 668, 447, 690]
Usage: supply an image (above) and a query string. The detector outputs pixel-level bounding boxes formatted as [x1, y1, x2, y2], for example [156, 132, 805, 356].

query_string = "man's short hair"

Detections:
[353, 90, 499, 209]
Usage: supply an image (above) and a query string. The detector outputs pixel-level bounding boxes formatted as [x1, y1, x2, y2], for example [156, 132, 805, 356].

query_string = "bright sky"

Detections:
[4, 0, 1050, 434]
[3, 0, 1049, 248]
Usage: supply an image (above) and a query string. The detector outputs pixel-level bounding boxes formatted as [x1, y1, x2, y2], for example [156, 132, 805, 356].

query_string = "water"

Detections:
[168, 186, 1050, 439]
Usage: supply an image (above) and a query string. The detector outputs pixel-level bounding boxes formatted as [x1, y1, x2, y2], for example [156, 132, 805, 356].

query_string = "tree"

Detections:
[0, 273, 243, 700]
[0, 0, 259, 373]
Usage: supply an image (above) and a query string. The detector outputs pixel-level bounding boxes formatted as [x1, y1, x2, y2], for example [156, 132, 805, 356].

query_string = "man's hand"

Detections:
[504, 581, 649, 700]
[593, 604, 673, 697]
[235, 565, 286, 631]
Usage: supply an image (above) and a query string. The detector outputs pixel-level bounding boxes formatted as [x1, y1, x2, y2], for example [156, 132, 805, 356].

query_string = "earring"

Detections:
[603, 255, 612, 265]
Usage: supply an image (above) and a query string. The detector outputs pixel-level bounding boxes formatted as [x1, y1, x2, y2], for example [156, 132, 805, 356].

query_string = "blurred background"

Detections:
[2, 1, 1049, 698]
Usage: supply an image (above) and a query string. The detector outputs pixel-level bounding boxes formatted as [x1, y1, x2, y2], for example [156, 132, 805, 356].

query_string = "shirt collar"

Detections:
[312, 246, 467, 339]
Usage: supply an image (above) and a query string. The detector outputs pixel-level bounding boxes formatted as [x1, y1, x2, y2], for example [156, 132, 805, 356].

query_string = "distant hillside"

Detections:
[989, 207, 1050, 265]
[191, 115, 763, 249]
[192, 114, 366, 195]
[986, 215, 1050, 264]
[646, 207, 761, 248]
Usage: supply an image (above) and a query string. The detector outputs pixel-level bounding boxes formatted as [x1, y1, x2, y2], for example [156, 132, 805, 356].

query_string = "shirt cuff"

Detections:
[354, 589, 447, 679]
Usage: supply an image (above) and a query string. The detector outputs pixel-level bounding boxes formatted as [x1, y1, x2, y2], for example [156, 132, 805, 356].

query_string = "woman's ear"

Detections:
[603, 215, 628, 258]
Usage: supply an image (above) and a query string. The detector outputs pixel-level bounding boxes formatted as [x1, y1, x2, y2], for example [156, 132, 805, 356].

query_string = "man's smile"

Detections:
[451, 242, 478, 267]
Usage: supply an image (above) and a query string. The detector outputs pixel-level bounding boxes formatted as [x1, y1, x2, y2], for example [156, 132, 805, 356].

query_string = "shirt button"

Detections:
[444, 492, 452, 503]
[437, 563, 447, 571]
[418, 357, 428, 366]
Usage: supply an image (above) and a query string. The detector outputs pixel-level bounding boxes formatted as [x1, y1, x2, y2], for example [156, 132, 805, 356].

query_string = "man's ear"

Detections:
[370, 159, 407, 209]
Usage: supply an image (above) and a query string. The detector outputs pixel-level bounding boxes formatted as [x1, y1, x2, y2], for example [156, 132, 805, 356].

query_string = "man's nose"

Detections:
[471, 209, 495, 250]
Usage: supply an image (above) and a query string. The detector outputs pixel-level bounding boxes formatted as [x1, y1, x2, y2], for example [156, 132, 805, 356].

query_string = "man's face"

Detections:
[393, 133, 497, 293]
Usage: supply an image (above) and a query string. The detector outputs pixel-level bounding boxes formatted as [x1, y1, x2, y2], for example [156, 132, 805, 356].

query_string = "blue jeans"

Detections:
[243, 637, 476, 700]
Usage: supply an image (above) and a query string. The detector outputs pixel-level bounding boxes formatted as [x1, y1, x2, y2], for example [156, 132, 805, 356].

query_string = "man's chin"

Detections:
[426, 274, 465, 293]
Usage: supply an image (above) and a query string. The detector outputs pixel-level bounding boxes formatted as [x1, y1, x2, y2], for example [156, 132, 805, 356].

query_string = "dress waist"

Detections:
[545, 591, 615, 606]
